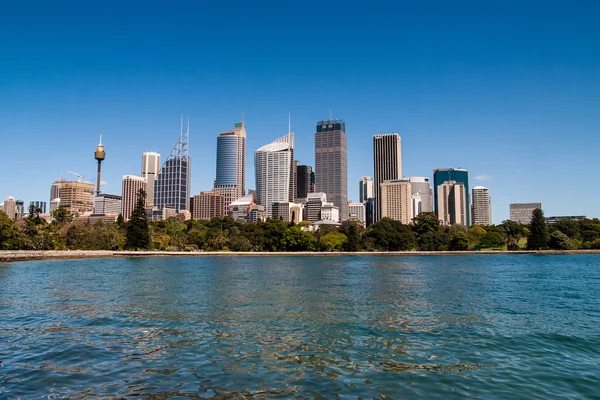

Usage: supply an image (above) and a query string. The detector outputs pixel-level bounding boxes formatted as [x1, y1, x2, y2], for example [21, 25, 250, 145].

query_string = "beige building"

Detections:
[58, 181, 95, 215]
[191, 191, 225, 220]
[380, 180, 412, 224]
[121, 175, 146, 220]
[142, 152, 160, 207]
[2, 197, 16, 220]
[472, 186, 492, 225]
[437, 181, 467, 226]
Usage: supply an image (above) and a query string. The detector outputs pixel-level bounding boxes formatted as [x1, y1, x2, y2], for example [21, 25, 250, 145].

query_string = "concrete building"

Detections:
[348, 202, 366, 226]
[50, 178, 63, 204]
[437, 181, 467, 226]
[321, 202, 340, 222]
[121, 175, 146, 220]
[191, 191, 225, 220]
[373, 133, 402, 223]
[154, 119, 191, 212]
[215, 120, 246, 208]
[510, 203, 542, 224]
[15, 199, 25, 220]
[58, 181, 95, 215]
[3, 197, 16, 220]
[545, 215, 586, 224]
[296, 164, 313, 201]
[304, 192, 327, 222]
[434, 168, 470, 226]
[365, 198, 376, 227]
[380, 180, 412, 224]
[255, 133, 294, 219]
[407, 177, 433, 218]
[50, 198, 60, 213]
[228, 194, 265, 222]
[30, 201, 47, 214]
[472, 186, 492, 226]
[315, 119, 348, 221]
[142, 152, 160, 207]
[94, 194, 122, 215]
[359, 176, 374, 204]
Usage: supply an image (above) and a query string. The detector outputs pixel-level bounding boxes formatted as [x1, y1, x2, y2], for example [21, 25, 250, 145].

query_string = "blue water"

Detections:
[0, 255, 599, 398]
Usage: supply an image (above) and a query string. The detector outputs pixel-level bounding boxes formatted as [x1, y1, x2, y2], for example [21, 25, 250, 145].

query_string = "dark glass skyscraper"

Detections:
[373, 133, 402, 223]
[433, 168, 470, 226]
[296, 164, 313, 200]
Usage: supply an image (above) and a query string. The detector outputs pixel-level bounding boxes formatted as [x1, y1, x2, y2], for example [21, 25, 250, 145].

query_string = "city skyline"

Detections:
[1, 2, 599, 223]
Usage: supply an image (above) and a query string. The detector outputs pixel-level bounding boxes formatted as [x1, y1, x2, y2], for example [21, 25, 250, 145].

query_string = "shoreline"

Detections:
[1, 249, 600, 263]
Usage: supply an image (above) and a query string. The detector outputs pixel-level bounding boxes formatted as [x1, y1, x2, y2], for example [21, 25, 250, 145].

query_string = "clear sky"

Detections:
[1, 1, 598, 223]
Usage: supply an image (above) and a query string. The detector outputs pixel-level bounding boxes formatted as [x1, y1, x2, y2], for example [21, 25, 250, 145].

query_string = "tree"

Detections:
[449, 231, 469, 251]
[417, 227, 451, 251]
[342, 222, 362, 251]
[411, 212, 440, 237]
[116, 214, 124, 225]
[479, 231, 505, 249]
[125, 189, 150, 250]
[467, 225, 487, 248]
[365, 218, 416, 251]
[501, 220, 526, 250]
[527, 208, 548, 250]
[552, 220, 580, 240]
[548, 231, 576, 250]
[320, 232, 347, 251]
[281, 226, 317, 251]
[51, 205, 72, 225]
[229, 236, 253, 252]
[0, 211, 23, 249]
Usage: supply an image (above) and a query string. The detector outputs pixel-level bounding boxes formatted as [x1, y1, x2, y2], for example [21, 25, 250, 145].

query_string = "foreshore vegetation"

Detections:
[1, 205, 599, 253]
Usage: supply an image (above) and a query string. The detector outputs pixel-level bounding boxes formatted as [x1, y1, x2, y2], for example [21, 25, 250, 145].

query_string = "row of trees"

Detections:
[1, 194, 599, 252]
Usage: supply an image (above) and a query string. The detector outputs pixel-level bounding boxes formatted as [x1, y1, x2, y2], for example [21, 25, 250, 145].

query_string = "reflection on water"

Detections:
[1, 255, 599, 398]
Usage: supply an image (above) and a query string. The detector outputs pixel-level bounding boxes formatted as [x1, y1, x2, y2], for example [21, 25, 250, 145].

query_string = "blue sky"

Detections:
[1, 1, 598, 223]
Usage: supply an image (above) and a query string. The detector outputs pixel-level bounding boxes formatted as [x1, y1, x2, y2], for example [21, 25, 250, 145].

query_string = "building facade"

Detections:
[254, 133, 294, 219]
[142, 152, 160, 207]
[407, 177, 433, 216]
[348, 202, 366, 227]
[94, 194, 122, 215]
[50, 178, 63, 204]
[296, 164, 313, 201]
[315, 119, 348, 221]
[380, 180, 412, 224]
[359, 176, 374, 204]
[373, 133, 402, 223]
[214, 120, 246, 207]
[509, 203, 542, 224]
[472, 186, 492, 226]
[3, 197, 16, 220]
[121, 175, 146, 220]
[304, 192, 327, 222]
[437, 180, 467, 226]
[30, 201, 47, 214]
[433, 168, 470, 226]
[191, 191, 225, 220]
[58, 181, 95, 215]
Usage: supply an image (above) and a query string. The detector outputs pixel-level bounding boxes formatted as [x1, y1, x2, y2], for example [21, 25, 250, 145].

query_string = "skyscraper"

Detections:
[191, 191, 225, 220]
[255, 133, 294, 219]
[296, 165, 313, 200]
[472, 186, 492, 226]
[30, 201, 47, 214]
[380, 180, 412, 224]
[214, 120, 246, 208]
[3, 197, 16, 220]
[433, 168, 470, 226]
[121, 175, 146, 220]
[348, 202, 366, 227]
[373, 133, 402, 223]
[142, 152, 160, 207]
[437, 180, 467, 226]
[154, 119, 191, 212]
[94, 194, 122, 215]
[58, 181, 95, 215]
[315, 119, 348, 221]
[50, 178, 64, 203]
[359, 176, 374, 204]
[407, 177, 433, 218]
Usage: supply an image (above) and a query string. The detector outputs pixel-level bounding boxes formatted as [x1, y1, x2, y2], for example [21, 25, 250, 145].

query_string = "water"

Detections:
[1, 255, 599, 399]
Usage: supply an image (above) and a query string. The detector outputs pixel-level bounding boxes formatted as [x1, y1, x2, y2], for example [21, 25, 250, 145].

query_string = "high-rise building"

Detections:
[50, 199, 61, 213]
[472, 186, 492, 226]
[3, 197, 16, 220]
[142, 152, 160, 207]
[315, 119, 348, 221]
[15, 199, 25, 220]
[359, 176, 374, 204]
[154, 119, 191, 212]
[290, 160, 298, 203]
[407, 177, 433, 218]
[380, 180, 412, 224]
[304, 192, 327, 222]
[365, 198, 376, 227]
[58, 181, 95, 215]
[30, 201, 47, 214]
[321, 203, 340, 222]
[254, 133, 294, 219]
[373, 133, 402, 223]
[214, 120, 246, 208]
[348, 202, 366, 227]
[121, 175, 146, 220]
[433, 168, 470, 226]
[50, 178, 64, 204]
[437, 180, 467, 226]
[94, 194, 122, 215]
[191, 191, 225, 220]
[296, 164, 313, 201]
[509, 203, 542, 224]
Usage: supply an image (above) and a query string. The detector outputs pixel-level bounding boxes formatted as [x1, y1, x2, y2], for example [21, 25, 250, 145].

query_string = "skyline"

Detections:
[1, 1, 599, 223]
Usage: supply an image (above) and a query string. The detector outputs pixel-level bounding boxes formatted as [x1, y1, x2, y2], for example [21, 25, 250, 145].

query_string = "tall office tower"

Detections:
[142, 152, 160, 207]
[30, 201, 47, 214]
[509, 203, 542, 224]
[289, 160, 298, 203]
[191, 191, 225, 220]
[94, 136, 106, 196]
[254, 133, 294, 219]
[437, 181, 467, 226]
[406, 177, 433, 214]
[365, 198, 376, 227]
[373, 133, 402, 223]
[296, 165, 313, 200]
[472, 186, 492, 226]
[359, 176, 374, 204]
[433, 168, 470, 226]
[94, 194, 122, 215]
[155, 118, 191, 212]
[214, 120, 246, 208]
[50, 178, 64, 203]
[348, 202, 366, 227]
[3, 197, 16, 220]
[121, 175, 146, 220]
[315, 119, 348, 221]
[380, 180, 413, 224]
[59, 181, 95, 215]
[15, 199, 25, 220]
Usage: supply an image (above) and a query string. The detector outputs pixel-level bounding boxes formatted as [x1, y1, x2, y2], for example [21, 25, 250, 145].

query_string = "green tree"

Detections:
[411, 212, 440, 236]
[281, 226, 317, 251]
[51, 205, 72, 225]
[551, 220, 580, 240]
[365, 218, 416, 251]
[320, 232, 347, 251]
[467, 225, 487, 248]
[417, 227, 452, 251]
[501, 220, 526, 250]
[125, 189, 150, 250]
[116, 214, 124, 225]
[229, 236, 253, 252]
[479, 231, 505, 249]
[527, 208, 548, 250]
[342, 222, 363, 251]
[0, 211, 23, 249]
[548, 230, 576, 250]
[449, 231, 469, 251]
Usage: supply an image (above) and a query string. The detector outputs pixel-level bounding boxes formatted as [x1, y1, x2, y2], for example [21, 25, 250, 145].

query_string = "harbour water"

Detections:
[1, 255, 599, 398]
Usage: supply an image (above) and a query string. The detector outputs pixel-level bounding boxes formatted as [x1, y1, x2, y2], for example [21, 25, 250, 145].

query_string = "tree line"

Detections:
[1, 193, 599, 252]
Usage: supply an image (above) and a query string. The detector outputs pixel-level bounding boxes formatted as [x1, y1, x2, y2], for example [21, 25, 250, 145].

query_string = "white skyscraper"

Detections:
[359, 176, 374, 204]
[121, 175, 146, 220]
[254, 133, 294, 219]
[142, 152, 160, 207]
[472, 186, 492, 226]
[437, 180, 467, 226]
[407, 176, 433, 218]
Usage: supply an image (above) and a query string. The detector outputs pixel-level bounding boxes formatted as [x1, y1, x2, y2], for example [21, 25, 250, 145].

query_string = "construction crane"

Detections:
[66, 170, 85, 182]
